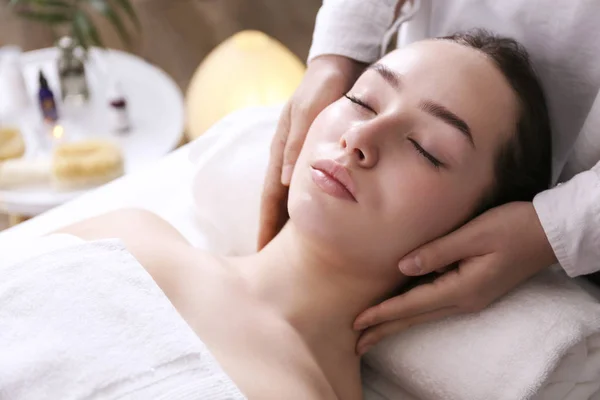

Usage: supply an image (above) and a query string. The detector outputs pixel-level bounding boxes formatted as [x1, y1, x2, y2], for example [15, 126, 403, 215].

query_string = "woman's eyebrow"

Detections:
[419, 100, 475, 148]
[367, 63, 402, 89]
[367, 63, 475, 148]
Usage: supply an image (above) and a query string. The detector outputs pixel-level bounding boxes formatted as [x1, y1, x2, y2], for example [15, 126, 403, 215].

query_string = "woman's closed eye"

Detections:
[344, 93, 444, 169]
[344, 93, 376, 114]
[408, 138, 445, 169]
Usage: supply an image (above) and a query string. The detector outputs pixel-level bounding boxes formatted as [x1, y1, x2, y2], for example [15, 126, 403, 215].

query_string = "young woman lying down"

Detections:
[6, 30, 552, 400]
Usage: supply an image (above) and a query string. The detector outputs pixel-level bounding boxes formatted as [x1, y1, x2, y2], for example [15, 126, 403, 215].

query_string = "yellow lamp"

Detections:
[185, 30, 306, 140]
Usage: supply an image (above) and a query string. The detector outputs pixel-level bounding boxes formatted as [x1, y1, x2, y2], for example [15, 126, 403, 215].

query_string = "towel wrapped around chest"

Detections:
[0, 234, 246, 400]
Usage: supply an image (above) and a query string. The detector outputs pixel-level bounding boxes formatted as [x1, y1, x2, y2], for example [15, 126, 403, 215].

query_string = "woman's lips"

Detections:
[310, 159, 357, 202]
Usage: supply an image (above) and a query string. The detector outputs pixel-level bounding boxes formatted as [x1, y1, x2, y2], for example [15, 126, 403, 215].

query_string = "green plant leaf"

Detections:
[71, 18, 88, 49]
[111, 0, 140, 31]
[10, 0, 75, 22]
[89, 0, 131, 47]
[16, 9, 72, 24]
[73, 10, 103, 48]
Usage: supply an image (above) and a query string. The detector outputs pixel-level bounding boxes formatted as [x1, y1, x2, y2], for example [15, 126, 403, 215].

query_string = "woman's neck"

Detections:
[232, 223, 406, 360]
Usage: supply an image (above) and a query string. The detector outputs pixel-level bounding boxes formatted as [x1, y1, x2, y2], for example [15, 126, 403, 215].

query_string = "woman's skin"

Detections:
[57, 39, 519, 400]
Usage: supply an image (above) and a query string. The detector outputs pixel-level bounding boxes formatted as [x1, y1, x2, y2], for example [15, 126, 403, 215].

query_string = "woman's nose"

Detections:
[340, 110, 412, 168]
[340, 129, 379, 169]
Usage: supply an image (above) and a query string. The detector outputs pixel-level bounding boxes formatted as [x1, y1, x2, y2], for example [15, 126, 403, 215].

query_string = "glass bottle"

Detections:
[57, 36, 90, 104]
[107, 82, 131, 133]
[0, 47, 30, 117]
[38, 70, 59, 123]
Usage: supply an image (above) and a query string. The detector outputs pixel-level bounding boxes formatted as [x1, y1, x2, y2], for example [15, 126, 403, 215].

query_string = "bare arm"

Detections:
[54, 208, 193, 294]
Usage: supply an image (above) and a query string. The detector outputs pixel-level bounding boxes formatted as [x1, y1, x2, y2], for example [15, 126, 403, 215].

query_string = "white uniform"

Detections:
[308, 0, 600, 278]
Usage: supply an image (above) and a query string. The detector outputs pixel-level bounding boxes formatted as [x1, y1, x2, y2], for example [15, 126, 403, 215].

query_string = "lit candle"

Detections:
[52, 124, 65, 143]
[52, 125, 65, 141]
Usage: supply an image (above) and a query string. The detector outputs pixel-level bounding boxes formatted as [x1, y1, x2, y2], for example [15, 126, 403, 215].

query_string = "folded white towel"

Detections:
[364, 269, 600, 400]
[0, 234, 246, 400]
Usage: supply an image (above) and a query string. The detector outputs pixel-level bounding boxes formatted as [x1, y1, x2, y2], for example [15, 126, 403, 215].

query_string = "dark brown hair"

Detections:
[442, 29, 552, 212]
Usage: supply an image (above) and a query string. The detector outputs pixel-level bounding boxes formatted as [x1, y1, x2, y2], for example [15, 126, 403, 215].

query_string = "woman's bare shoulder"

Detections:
[54, 208, 188, 246]
[54, 208, 198, 290]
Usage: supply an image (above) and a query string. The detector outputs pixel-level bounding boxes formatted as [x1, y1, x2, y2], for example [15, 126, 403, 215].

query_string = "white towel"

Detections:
[0, 234, 246, 400]
[364, 269, 600, 400]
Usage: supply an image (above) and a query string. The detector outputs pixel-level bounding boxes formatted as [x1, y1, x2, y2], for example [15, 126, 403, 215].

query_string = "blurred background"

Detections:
[0, 0, 321, 229]
[0, 0, 320, 90]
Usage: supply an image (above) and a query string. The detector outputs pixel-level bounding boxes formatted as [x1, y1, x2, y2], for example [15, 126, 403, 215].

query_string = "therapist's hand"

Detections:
[354, 202, 558, 354]
[257, 55, 365, 249]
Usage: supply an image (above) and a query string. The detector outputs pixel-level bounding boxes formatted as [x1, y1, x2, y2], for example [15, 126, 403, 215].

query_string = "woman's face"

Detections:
[288, 39, 519, 268]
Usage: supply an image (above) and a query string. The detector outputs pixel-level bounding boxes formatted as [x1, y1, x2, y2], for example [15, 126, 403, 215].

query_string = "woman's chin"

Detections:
[289, 199, 364, 248]
[289, 202, 336, 235]
[289, 204, 335, 238]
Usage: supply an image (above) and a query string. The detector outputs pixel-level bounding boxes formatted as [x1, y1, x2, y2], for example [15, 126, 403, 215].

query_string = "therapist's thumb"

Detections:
[398, 223, 482, 276]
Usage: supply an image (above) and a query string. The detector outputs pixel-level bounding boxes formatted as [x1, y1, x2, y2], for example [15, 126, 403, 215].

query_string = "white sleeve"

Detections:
[307, 0, 399, 64]
[533, 162, 600, 277]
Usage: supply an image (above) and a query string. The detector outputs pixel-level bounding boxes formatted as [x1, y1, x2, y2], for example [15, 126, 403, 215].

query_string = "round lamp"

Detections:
[185, 30, 305, 140]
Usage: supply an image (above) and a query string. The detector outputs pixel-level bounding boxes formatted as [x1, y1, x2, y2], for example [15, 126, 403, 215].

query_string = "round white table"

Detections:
[0, 47, 184, 216]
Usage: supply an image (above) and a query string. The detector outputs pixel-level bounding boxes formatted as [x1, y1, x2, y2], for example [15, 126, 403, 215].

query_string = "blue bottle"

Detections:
[38, 70, 59, 122]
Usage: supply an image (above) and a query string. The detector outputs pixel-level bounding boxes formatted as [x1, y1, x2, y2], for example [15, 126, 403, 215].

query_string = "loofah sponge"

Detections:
[0, 127, 26, 161]
[51, 139, 124, 190]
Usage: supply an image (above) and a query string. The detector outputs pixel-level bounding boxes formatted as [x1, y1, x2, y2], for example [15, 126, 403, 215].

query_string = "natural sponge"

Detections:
[51, 139, 124, 189]
[0, 127, 26, 161]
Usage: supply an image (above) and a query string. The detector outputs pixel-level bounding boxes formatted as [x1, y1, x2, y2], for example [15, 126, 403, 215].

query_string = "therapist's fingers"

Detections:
[280, 105, 314, 186]
[273, 102, 293, 166]
[354, 272, 461, 330]
[257, 104, 292, 250]
[398, 216, 489, 276]
[257, 175, 289, 250]
[356, 306, 461, 355]
[280, 55, 366, 185]
[259, 55, 365, 249]
[274, 102, 293, 185]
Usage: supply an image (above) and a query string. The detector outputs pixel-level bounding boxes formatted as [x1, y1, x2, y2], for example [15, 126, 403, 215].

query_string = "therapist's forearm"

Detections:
[308, 0, 404, 64]
[533, 162, 600, 277]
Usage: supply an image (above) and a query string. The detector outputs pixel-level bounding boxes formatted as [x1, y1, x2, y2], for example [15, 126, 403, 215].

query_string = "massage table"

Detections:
[1, 107, 599, 399]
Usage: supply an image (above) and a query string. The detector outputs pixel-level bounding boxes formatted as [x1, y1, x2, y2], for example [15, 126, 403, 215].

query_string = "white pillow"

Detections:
[189, 106, 600, 400]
